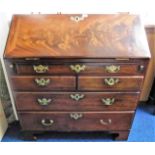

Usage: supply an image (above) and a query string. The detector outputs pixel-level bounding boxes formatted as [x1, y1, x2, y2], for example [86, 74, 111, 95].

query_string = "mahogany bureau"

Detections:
[4, 14, 150, 140]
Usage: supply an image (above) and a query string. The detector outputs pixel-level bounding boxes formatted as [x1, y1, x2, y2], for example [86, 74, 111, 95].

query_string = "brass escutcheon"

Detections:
[70, 94, 85, 101]
[33, 65, 49, 73]
[70, 14, 88, 22]
[70, 64, 86, 73]
[35, 78, 50, 86]
[37, 98, 52, 106]
[101, 98, 115, 106]
[105, 65, 120, 73]
[70, 113, 83, 120]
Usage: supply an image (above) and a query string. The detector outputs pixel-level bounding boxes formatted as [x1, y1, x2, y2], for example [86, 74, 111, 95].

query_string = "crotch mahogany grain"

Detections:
[4, 14, 150, 59]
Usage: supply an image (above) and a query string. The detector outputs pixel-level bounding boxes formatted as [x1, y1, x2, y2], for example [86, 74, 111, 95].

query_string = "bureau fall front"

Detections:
[4, 14, 150, 140]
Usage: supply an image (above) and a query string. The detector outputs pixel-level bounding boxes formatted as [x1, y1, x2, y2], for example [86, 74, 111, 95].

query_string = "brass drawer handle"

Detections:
[70, 113, 83, 120]
[70, 94, 85, 101]
[100, 119, 112, 125]
[41, 119, 54, 127]
[101, 98, 115, 106]
[104, 78, 119, 86]
[70, 64, 86, 73]
[35, 78, 50, 86]
[37, 98, 52, 106]
[105, 65, 120, 73]
[33, 65, 49, 73]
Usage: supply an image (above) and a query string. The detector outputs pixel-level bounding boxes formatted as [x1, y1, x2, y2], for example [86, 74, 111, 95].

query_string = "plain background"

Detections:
[0, 0, 155, 25]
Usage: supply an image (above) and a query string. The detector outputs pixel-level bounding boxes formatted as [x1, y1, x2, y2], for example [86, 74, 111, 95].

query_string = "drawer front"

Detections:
[15, 92, 139, 111]
[16, 64, 72, 75]
[10, 76, 76, 91]
[18, 112, 134, 131]
[78, 76, 144, 91]
[15, 63, 145, 75]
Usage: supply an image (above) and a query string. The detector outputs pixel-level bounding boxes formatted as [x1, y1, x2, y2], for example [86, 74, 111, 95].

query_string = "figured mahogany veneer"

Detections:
[4, 14, 150, 58]
[4, 14, 150, 140]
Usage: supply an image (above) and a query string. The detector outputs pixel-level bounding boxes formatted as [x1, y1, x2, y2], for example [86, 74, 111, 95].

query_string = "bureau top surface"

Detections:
[4, 14, 150, 59]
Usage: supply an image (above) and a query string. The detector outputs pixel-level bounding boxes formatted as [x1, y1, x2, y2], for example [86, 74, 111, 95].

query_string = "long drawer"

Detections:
[10, 76, 76, 91]
[18, 112, 134, 131]
[15, 92, 139, 111]
[14, 62, 145, 75]
[78, 76, 144, 91]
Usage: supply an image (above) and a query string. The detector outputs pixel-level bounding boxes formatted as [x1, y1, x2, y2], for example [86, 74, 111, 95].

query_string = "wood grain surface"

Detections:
[15, 62, 146, 75]
[4, 14, 150, 58]
[15, 92, 139, 111]
[78, 75, 144, 91]
[10, 75, 76, 91]
[18, 111, 134, 131]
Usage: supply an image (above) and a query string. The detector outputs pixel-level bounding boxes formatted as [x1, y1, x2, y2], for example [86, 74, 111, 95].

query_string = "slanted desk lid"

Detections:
[4, 14, 150, 59]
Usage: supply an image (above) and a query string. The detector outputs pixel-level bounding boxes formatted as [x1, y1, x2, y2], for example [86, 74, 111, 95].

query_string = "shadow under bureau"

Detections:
[4, 14, 150, 140]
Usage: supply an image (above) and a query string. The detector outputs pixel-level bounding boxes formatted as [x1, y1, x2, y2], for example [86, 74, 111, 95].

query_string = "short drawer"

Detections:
[10, 76, 76, 91]
[78, 76, 143, 91]
[14, 63, 146, 75]
[15, 92, 139, 111]
[18, 112, 134, 131]
[16, 64, 72, 75]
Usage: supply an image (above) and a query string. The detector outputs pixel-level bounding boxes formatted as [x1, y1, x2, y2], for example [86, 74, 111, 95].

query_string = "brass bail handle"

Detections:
[105, 65, 120, 73]
[70, 94, 85, 101]
[35, 78, 50, 86]
[101, 98, 115, 106]
[104, 78, 119, 86]
[100, 119, 112, 125]
[37, 98, 52, 106]
[41, 119, 54, 127]
[70, 64, 86, 73]
[33, 65, 49, 73]
[70, 113, 83, 120]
